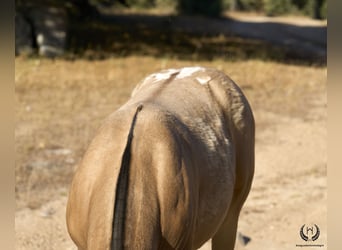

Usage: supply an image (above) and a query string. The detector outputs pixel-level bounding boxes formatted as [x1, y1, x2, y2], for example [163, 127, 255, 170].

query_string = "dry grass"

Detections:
[15, 55, 326, 210]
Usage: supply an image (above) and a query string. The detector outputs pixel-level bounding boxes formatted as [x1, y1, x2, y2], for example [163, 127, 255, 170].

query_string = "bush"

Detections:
[320, 0, 327, 19]
[222, 0, 263, 11]
[263, 0, 293, 16]
[176, 0, 223, 17]
[238, 0, 264, 11]
[302, 0, 326, 19]
[291, 0, 307, 9]
[155, 0, 175, 9]
[263, 0, 327, 19]
[126, 0, 155, 8]
[222, 0, 231, 10]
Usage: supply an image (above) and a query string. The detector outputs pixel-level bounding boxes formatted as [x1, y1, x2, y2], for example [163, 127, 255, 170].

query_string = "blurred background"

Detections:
[15, 0, 327, 249]
[15, 0, 327, 61]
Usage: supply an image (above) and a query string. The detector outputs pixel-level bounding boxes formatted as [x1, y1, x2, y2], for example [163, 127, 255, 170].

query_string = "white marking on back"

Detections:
[142, 68, 179, 85]
[153, 69, 179, 81]
[139, 67, 209, 90]
[176, 67, 205, 79]
[196, 76, 212, 85]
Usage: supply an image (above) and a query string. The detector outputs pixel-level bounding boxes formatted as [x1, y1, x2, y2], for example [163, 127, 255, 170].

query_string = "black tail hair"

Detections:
[111, 104, 143, 250]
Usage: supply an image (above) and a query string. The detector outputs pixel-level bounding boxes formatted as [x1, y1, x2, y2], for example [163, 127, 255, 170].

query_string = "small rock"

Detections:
[45, 148, 72, 156]
[38, 142, 46, 149]
[238, 232, 251, 246]
[40, 207, 56, 218]
[65, 157, 75, 164]
[28, 160, 50, 170]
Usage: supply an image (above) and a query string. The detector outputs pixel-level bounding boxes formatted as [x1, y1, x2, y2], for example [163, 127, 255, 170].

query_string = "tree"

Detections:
[313, 0, 324, 19]
[229, 0, 242, 11]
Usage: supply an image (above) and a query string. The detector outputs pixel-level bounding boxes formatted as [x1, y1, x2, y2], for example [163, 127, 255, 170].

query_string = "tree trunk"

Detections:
[230, 0, 241, 11]
[313, 0, 323, 20]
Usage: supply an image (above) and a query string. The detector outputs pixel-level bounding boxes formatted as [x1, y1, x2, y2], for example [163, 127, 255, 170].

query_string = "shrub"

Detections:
[320, 0, 327, 19]
[263, 0, 293, 16]
[302, 0, 326, 19]
[155, 0, 176, 9]
[238, 0, 264, 11]
[176, 0, 223, 17]
[126, 0, 155, 8]
[222, 0, 263, 11]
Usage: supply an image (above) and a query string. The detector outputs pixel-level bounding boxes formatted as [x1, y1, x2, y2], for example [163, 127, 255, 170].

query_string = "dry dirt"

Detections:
[15, 14, 327, 250]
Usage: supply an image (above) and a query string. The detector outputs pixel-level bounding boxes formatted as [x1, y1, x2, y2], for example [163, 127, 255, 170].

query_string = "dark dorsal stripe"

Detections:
[111, 104, 143, 250]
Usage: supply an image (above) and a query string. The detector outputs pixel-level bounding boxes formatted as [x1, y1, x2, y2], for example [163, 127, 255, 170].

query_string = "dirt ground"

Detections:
[15, 13, 326, 250]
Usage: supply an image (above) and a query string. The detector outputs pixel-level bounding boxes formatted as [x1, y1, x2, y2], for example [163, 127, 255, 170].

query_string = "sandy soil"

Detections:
[15, 13, 327, 250]
[15, 87, 327, 250]
[15, 61, 327, 249]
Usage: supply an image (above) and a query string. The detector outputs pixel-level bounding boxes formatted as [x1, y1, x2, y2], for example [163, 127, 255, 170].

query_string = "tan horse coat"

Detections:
[66, 67, 255, 250]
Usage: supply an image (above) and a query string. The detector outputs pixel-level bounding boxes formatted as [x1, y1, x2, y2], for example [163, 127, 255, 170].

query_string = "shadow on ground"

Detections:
[67, 13, 326, 66]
